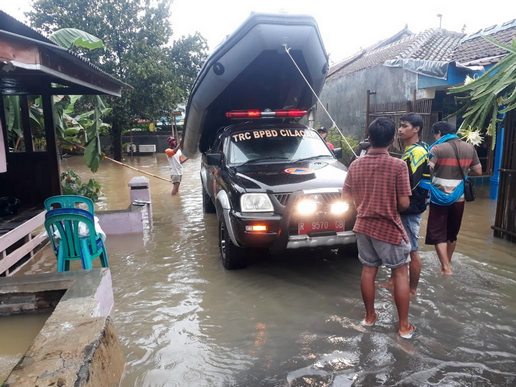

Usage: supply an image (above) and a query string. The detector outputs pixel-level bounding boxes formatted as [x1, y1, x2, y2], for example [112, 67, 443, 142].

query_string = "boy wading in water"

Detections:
[166, 136, 188, 195]
[342, 117, 415, 338]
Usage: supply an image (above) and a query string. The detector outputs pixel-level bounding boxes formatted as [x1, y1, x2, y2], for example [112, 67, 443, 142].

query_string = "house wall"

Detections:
[317, 66, 417, 139]
[418, 63, 469, 90]
[100, 134, 173, 154]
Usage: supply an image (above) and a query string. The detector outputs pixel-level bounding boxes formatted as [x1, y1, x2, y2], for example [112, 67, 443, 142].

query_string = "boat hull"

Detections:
[183, 13, 329, 156]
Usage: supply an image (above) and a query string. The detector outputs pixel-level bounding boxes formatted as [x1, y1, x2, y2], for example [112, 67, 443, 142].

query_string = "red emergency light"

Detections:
[226, 109, 307, 119]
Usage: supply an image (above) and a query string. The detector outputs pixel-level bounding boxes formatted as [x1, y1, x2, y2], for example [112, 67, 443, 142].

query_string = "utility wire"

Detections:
[284, 45, 358, 158]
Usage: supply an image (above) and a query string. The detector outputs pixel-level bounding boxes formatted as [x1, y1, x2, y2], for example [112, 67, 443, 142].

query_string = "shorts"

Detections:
[401, 213, 422, 252]
[356, 233, 411, 269]
[425, 201, 464, 245]
[171, 174, 182, 183]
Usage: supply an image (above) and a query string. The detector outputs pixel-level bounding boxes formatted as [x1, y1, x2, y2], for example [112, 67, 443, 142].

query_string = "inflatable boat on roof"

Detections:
[182, 13, 329, 156]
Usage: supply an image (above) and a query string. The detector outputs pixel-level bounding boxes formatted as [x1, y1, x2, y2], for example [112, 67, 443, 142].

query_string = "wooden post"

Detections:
[366, 90, 376, 135]
[20, 95, 34, 152]
[42, 92, 61, 195]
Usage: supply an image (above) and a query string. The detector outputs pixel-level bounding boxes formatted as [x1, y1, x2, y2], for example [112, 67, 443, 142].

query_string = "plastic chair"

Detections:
[44, 195, 95, 214]
[44, 208, 109, 272]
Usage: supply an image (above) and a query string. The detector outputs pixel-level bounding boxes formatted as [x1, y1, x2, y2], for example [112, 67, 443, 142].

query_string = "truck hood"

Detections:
[233, 159, 348, 192]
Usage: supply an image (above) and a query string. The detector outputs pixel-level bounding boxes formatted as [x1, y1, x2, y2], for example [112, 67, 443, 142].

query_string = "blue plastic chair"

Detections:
[44, 208, 109, 272]
[44, 195, 95, 214]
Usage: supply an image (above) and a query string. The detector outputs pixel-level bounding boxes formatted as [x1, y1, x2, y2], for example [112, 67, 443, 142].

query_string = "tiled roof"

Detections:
[453, 19, 516, 65]
[328, 28, 464, 78]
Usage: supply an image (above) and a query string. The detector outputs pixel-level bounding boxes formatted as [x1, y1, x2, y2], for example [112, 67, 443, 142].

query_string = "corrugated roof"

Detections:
[328, 28, 464, 79]
[453, 19, 516, 65]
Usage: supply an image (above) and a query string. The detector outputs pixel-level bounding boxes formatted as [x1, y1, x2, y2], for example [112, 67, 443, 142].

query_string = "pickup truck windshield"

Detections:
[227, 128, 333, 165]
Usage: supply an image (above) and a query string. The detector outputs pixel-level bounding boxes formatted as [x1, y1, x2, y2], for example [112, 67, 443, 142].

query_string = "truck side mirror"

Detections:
[206, 152, 222, 166]
[333, 147, 342, 159]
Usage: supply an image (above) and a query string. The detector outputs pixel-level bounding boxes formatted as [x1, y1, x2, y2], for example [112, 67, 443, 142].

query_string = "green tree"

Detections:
[28, 0, 207, 160]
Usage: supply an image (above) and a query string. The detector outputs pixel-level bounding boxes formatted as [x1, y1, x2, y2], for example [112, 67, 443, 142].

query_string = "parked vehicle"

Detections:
[184, 14, 355, 269]
[201, 110, 356, 269]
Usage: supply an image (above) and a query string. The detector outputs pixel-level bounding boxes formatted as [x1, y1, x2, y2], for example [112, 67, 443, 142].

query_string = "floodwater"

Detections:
[23, 155, 516, 386]
[0, 313, 51, 382]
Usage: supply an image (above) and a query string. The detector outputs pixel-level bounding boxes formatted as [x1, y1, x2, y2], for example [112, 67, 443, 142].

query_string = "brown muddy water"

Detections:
[19, 155, 516, 386]
[0, 313, 51, 382]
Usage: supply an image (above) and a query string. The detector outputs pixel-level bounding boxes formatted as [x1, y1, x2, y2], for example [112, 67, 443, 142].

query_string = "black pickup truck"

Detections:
[201, 111, 356, 269]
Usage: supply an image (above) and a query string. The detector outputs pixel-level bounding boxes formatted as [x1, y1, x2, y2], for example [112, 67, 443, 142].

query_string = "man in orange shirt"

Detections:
[165, 137, 188, 195]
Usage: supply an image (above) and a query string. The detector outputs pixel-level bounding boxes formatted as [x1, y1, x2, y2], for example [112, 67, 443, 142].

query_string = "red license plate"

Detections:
[298, 219, 344, 234]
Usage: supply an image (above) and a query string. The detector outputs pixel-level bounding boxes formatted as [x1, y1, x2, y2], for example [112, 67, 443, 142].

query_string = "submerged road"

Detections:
[24, 155, 516, 386]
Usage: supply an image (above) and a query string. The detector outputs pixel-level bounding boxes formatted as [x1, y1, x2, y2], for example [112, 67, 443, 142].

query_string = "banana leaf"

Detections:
[49, 28, 105, 50]
[449, 37, 516, 148]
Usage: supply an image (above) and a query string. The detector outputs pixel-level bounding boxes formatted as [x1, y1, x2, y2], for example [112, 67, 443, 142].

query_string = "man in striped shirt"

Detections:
[425, 121, 482, 275]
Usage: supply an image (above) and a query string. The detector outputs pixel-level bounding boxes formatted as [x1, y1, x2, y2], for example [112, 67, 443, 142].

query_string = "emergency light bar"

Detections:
[226, 109, 307, 119]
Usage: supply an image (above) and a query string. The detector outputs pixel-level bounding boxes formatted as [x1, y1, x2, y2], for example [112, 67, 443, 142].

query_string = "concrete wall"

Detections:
[2, 269, 125, 386]
[100, 134, 172, 154]
[317, 66, 417, 139]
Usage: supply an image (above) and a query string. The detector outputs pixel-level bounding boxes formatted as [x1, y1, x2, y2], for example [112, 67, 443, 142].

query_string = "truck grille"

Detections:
[274, 193, 290, 206]
[274, 192, 342, 206]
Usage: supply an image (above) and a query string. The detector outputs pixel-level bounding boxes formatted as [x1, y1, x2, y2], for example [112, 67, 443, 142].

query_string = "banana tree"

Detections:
[48, 28, 108, 171]
[49, 94, 111, 170]
[449, 38, 516, 148]
[4, 96, 23, 151]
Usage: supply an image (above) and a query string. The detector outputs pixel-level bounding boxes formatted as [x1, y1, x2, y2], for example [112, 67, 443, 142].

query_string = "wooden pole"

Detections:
[71, 142, 171, 183]
[101, 154, 171, 183]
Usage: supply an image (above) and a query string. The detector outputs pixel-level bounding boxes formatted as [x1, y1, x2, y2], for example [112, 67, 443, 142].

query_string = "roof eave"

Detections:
[0, 29, 130, 96]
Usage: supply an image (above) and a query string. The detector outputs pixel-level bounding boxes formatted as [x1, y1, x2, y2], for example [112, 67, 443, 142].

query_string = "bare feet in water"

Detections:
[361, 313, 377, 327]
[441, 267, 453, 275]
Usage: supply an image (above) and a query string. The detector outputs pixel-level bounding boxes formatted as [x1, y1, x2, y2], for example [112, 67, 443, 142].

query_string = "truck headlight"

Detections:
[240, 193, 273, 212]
[330, 201, 349, 215]
[296, 199, 318, 215]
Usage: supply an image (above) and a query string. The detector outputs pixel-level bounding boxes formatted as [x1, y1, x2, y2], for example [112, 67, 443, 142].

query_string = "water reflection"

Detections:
[30, 156, 516, 385]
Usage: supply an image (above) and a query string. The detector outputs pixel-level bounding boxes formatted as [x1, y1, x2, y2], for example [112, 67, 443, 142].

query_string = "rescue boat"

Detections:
[182, 13, 329, 156]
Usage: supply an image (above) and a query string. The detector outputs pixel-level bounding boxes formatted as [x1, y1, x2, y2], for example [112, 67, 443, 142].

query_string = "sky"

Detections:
[2, 0, 516, 64]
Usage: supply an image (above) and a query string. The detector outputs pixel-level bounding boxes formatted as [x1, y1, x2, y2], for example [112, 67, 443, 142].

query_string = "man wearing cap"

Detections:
[317, 127, 335, 151]
[166, 136, 188, 195]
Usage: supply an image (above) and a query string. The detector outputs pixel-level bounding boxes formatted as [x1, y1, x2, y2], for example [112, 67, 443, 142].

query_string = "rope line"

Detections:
[101, 154, 171, 183]
[283, 45, 358, 158]
[66, 142, 171, 183]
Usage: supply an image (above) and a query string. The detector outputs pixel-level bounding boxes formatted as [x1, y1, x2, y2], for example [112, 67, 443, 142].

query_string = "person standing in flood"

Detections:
[317, 126, 335, 151]
[342, 117, 415, 339]
[397, 113, 430, 295]
[165, 136, 188, 195]
[425, 121, 482, 275]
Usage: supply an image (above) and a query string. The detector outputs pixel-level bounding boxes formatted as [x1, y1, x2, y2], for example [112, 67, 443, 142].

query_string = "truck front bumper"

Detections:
[227, 210, 356, 250]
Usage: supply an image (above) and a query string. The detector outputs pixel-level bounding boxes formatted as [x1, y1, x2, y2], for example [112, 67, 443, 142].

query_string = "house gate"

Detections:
[493, 111, 516, 242]
[366, 98, 434, 152]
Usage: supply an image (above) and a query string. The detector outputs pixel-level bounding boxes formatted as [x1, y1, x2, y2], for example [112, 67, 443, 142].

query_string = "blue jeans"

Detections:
[401, 213, 422, 252]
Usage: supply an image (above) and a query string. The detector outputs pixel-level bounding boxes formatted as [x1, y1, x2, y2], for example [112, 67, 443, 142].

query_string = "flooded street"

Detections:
[27, 155, 516, 386]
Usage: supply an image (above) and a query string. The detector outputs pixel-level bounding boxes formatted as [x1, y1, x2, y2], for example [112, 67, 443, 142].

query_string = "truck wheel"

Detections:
[202, 187, 216, 213]
[219, 218, 247, 269]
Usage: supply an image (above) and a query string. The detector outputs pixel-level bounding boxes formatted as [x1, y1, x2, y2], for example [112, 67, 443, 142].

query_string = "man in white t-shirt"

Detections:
[166, 137, 188, 195]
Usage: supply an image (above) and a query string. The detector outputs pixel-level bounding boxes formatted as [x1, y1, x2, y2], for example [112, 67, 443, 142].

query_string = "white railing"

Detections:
[0, 211, 48, 276]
